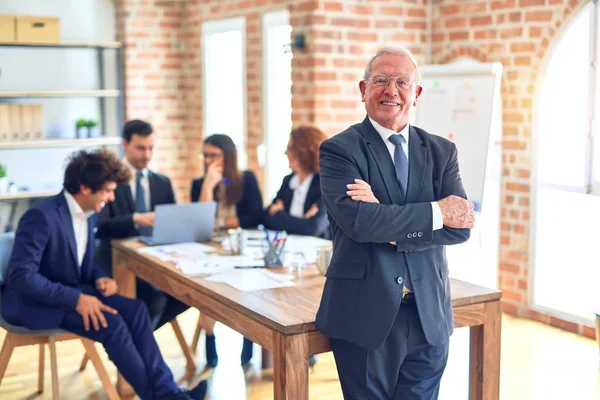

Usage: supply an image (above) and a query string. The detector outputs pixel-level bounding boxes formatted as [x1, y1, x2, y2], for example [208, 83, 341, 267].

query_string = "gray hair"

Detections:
[363, 47, 421, 83]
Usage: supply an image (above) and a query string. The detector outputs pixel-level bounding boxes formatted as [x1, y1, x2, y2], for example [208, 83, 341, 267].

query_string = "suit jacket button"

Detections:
[406, 233, 412, 238]
[396, 277, 403, 285]
[417, 232, 423, 237]
[412, 232, 418, 237]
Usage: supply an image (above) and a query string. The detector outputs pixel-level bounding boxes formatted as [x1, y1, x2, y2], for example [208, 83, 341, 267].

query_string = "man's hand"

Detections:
[133, 212, 155, 227]
[75, 293, 118, 332]
[437, 195, 475, 229]
[304, 203, 319, 219]
[346, 179, 380, 203]
[96, 277, 118, 297]
[268, 199, 285, 216]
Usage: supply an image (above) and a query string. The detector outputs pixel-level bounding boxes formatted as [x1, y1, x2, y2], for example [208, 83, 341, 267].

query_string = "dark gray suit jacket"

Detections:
[315, 117, 470, 349]
[94, 170, 176, 275]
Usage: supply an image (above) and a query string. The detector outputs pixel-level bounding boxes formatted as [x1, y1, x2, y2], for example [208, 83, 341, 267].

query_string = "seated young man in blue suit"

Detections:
[1, 149, 207, 400]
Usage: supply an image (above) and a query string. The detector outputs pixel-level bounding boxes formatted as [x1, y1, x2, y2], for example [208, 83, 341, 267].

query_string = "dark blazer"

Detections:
[95, 170, 175, 274]
[190, 170, 263, 229]
[315, 117, 470, 350]
[1, 193, 106, 330]
[262, 173, 329, 237]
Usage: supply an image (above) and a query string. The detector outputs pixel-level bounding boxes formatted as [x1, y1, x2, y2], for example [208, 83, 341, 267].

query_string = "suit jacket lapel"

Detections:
[304, 175, 321, 213]
[80, 215, 96, 283]
[406, 126, 429, 204]
[119, 183, 135, 213]
[148, 171, 157, 211]
[362, 118, 404, 205]
[56, 193, 79, 270]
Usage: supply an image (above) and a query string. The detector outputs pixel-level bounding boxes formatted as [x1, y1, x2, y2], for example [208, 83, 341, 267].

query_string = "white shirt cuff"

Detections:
[431, 202, 443, 231]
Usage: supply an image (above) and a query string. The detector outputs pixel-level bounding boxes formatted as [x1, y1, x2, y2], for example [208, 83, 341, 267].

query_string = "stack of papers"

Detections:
[138, 242, 216, 262]
[205, 269, 295, 291]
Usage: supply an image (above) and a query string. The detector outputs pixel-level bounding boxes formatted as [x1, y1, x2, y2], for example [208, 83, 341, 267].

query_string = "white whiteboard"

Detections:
[413, 61, 503, 212]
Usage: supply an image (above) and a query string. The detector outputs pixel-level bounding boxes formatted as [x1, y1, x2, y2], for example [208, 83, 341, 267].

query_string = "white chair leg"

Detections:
[48, 337, 59, 400]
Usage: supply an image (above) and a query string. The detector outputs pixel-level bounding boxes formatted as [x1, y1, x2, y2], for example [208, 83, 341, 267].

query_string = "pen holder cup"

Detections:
[262, 241, 283, 267]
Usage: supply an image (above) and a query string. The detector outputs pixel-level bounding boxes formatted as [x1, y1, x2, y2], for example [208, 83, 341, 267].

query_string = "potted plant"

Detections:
[84, 119, 99, 137]
[75, 118, 87, 138]
[0, 164, 8, 194]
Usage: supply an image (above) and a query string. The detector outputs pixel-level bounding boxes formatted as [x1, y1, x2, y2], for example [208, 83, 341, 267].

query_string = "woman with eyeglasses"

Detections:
[191, 133, 263, 367]
[262, 126, 330, 238]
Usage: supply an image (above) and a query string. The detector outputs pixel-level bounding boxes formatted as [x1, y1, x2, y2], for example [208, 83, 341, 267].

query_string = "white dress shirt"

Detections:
[369, 117, 443, 231]
[289, 173, 314, 218]
[64, 191, 95, 267]
[123, 158, 150, 211]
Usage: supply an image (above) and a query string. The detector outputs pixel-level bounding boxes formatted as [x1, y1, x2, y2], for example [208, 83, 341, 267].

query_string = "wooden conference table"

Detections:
[112, 238, 501, 400]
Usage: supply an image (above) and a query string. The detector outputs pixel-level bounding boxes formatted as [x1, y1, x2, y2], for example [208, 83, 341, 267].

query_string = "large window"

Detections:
[262, 11, 292, 201]
[202, 17, 247, 168]
[533, 1, 600, 321]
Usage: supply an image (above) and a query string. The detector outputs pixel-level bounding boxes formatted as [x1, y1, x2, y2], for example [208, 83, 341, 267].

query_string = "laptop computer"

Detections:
[139, 202, 217, 246]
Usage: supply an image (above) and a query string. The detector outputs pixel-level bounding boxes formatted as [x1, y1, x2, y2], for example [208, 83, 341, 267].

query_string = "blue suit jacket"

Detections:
[315, 118, 470, 349]
[1, 192, 106, 330]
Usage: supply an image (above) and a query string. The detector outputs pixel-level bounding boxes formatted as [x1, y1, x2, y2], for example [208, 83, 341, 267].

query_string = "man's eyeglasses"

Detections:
[366, 74, 419, 91]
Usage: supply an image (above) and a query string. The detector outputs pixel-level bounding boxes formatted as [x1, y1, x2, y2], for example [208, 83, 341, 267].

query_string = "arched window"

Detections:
[533, 1, 600, 321]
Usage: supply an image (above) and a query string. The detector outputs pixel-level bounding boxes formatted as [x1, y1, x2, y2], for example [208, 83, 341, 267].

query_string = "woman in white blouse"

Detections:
[263, 126, 329, 238]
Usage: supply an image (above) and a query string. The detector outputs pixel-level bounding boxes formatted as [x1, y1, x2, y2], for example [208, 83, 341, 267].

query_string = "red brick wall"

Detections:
[290, 0, 430, 135]
[115, 0, 190, 200]
[432, 0, 595, 338]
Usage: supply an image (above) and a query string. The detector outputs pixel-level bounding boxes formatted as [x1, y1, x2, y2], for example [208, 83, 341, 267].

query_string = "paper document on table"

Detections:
[176, 259, 232, 276]
[177, 255, 264, 276]
[138, 242, 216, 262]
[205, 269, 295, 291]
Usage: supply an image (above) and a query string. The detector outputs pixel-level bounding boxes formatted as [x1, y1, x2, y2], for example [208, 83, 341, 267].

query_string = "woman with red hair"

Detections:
[263, 126, 329, 237]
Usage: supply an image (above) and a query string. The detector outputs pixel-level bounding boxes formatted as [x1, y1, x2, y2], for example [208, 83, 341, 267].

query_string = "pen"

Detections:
[234, 265, 266, 269]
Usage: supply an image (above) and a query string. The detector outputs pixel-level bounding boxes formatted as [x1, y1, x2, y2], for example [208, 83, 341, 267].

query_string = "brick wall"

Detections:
[290, 0, 430, 135]
[114, 0, 595, 337]
[115, 0, 190, 199]
[432, 0, 595, 338]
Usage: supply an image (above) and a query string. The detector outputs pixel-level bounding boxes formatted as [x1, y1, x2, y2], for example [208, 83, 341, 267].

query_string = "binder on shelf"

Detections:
[20, 104, 42, 140]
[7, 104, 22, 140]
[32, 104, 43, 139]
[0, 104, 10, 141]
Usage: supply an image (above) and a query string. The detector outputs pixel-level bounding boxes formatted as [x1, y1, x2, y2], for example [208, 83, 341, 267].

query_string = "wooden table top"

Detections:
[113, 238, 501, 335]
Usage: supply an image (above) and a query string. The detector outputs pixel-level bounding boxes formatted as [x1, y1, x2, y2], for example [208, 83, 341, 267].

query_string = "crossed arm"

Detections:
[321, 139, 474, 251]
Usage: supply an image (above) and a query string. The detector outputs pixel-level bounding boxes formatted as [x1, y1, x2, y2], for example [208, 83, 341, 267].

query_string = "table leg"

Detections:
[469, 300, 501, 400]
[114, 250, 136, 397]
[273, 333, 309, 400]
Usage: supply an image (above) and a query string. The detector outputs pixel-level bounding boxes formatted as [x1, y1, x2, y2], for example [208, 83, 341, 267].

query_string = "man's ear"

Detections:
[413, 85, 423, 106]
[359, 80, 366, 103]
[79, 184, 92, 196]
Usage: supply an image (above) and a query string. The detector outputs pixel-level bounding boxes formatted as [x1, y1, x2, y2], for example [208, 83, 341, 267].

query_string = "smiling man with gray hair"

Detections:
[315, 46, 475, 399]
